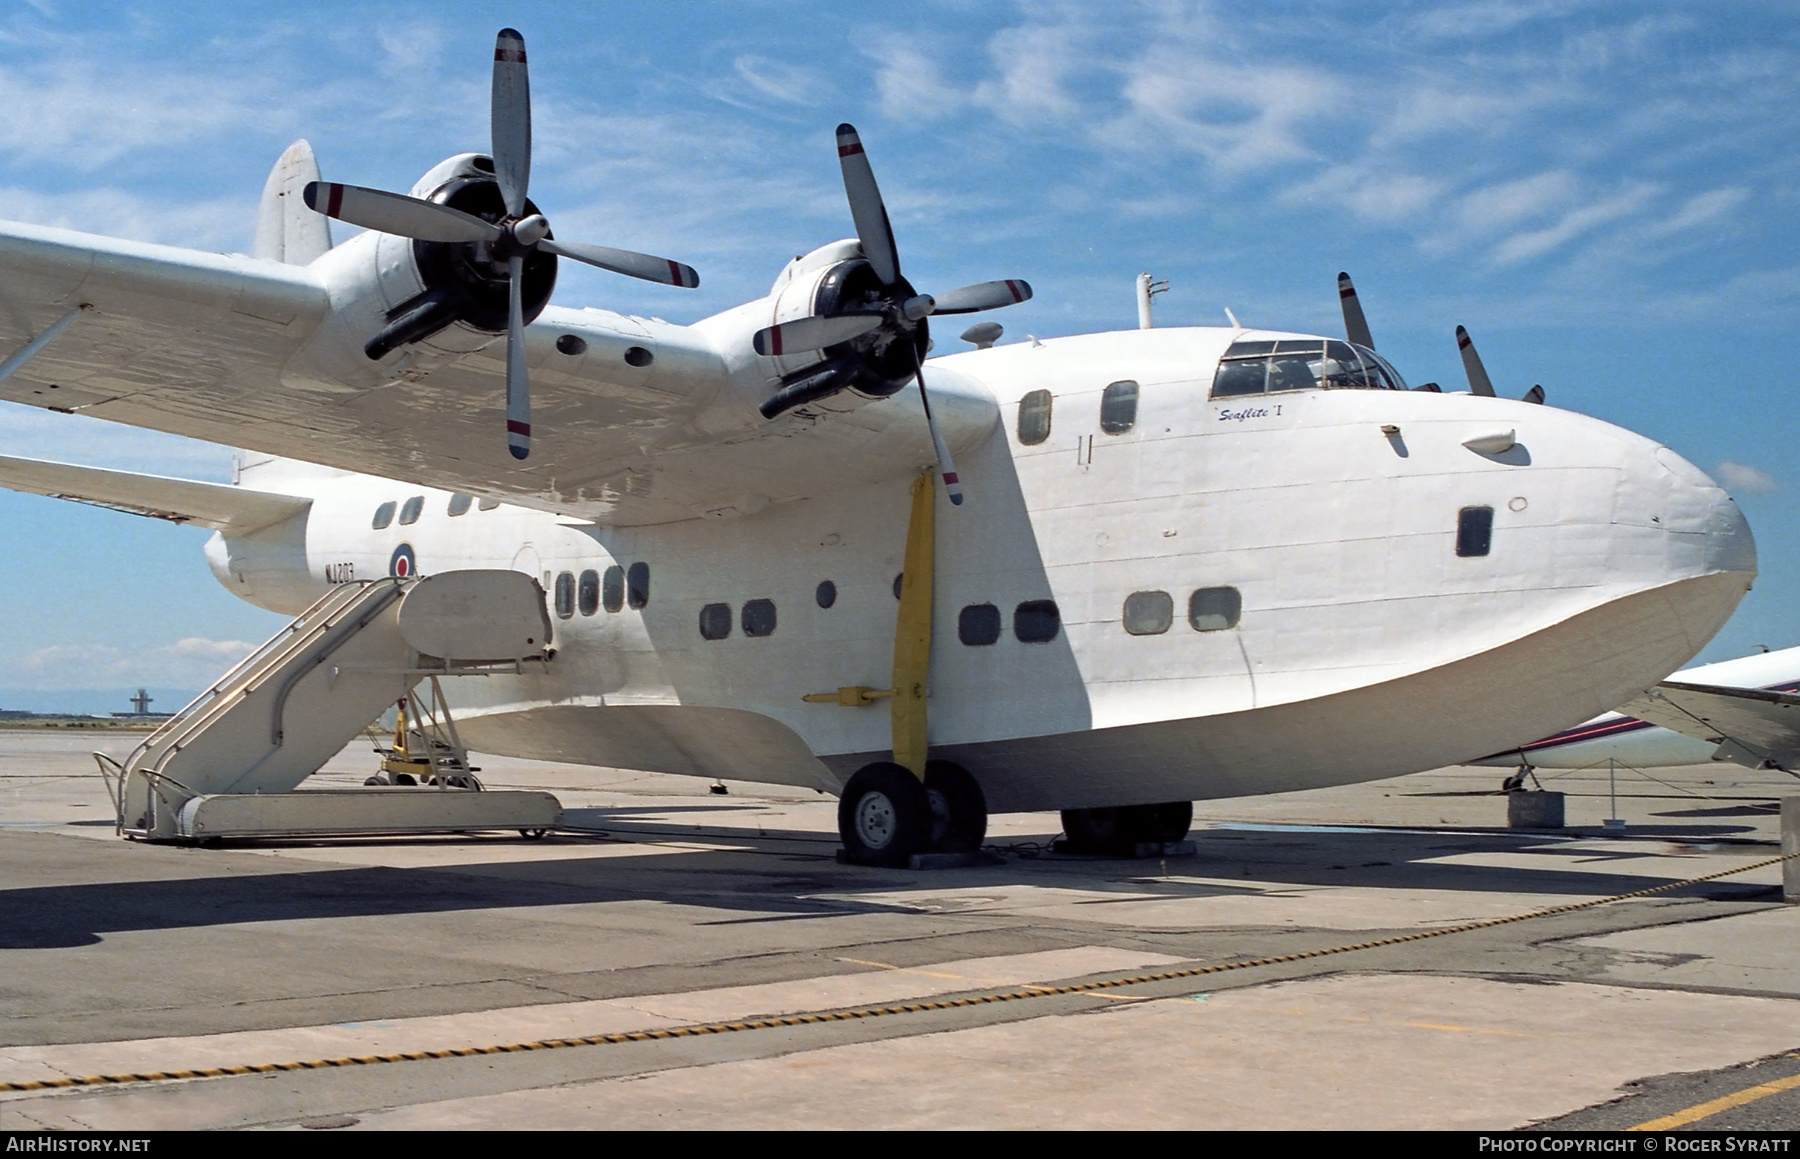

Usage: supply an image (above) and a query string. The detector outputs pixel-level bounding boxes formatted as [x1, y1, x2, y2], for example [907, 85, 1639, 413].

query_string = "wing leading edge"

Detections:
[0, 452, 310, 532]
[1617, 680, 1800, 772]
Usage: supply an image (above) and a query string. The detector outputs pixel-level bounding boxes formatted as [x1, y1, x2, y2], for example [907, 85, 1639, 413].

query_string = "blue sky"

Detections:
[0, 0, 1795, 710]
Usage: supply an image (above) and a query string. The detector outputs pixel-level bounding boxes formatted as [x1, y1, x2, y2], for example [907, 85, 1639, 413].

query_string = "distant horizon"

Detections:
[0, 688, 198, 717]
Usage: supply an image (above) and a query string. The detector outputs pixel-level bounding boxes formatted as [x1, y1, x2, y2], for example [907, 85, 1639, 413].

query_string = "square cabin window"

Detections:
[478, 497, 501, 511]
[578, 569, 599, 616]
[742, 598, 777, 638]
[627, 562, 650, 609]
[699, 603, 732, 640]
[959, 603, 1001, 646]
[372, 501, 396, 530]
[1122, 590, 1173, 635]
[447, 493, 472, 517]
[602, 566, 625, 613]
[1457, 506, 1494, 557]
[554, 571, 575, 619]
[1017, 389, 1053, 445]
[1014, 599, 1061, 643]
[398, 495, 425, 525]
[1188, 587, 1242, 632]
[1100, 381, 1139, 434]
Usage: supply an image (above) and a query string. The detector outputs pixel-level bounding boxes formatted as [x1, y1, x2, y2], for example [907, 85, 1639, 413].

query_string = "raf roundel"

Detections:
[389, 543, 418, 578]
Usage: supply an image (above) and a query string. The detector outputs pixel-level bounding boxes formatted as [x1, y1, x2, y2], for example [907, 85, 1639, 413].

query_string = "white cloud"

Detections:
[1456, 171, 1578, 235]
[1492, 182, 1658, 264]
[1641, 187, 1749, 240]
[5, 637, 256, 691]
[873, 45, 966, 122]
[1716, 461, 1779, 495]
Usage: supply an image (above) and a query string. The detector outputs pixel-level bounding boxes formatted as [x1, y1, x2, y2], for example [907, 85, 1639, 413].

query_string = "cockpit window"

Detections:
[1212, 338, 1406, 398]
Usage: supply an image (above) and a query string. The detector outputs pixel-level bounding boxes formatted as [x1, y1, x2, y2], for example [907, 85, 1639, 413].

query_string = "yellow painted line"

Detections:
[1630, 1070, 1800, 1131]
[835, 957, 900, 971]
[1, 850, 1790, 1096]
[1404, 1021, 1534, 1039]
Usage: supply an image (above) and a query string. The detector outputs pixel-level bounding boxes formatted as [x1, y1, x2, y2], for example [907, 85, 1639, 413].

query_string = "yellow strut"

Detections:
[890, 470, 935, 778]
[799, 469, 936, 780]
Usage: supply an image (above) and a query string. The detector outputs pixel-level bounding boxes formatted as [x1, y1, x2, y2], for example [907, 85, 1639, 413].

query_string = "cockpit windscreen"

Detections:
[1211, 338, 1408, 398]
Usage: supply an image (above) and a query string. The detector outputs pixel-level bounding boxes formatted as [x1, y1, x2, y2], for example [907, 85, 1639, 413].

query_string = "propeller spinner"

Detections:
[752, 124, 1034, 506]
[302, 29, 700, 460]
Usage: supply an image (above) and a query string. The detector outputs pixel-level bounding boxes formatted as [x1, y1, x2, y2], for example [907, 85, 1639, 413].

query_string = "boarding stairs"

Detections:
[96, 571, 562, 843]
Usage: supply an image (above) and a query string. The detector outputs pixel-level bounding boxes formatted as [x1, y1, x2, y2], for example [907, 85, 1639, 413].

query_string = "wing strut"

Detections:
[0, 305, 88, 388]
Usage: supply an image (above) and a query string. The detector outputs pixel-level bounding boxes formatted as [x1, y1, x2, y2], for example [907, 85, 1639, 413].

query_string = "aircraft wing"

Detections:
[0, 452, 310, 533]
[1616, 680, 1800, 771]
[0, 220, 963, 527]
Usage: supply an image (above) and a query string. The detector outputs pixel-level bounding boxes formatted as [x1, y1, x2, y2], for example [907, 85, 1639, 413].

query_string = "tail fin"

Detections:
[253, 140, 332, 265]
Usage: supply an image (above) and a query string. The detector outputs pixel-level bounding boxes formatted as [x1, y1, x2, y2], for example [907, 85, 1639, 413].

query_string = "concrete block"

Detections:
[1508, 791, 1564, 830]
[1784, 799, 1800, 903]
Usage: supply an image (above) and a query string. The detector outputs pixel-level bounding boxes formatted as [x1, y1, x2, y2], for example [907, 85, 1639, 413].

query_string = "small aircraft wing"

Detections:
[1616, 680, 1800, 771]
[0, 452, 310, 533]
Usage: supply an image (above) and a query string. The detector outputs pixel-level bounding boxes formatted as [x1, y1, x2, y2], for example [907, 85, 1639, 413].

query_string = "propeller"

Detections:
[751, 123, 1036, 505]
[1456, 325, 1545, 403]
[1337, 272, 1374, 349]
[302, 29, 700, 460]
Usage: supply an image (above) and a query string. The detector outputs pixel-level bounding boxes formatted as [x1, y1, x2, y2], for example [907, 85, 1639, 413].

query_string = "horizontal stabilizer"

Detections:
[0, 452, 310, 533]
[1617, 679, 1800, 772]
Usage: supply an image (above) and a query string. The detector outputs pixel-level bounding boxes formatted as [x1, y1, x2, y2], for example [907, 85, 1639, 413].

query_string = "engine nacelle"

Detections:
[282, 154, 558, 393]
[763, 240, 925, 406]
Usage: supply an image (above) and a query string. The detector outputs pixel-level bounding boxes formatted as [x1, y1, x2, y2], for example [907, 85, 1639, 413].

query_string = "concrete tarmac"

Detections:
[2, 730, 1798, 1131]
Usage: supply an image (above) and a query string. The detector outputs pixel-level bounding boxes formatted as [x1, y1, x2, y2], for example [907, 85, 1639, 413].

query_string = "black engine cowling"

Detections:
[760, 257, 928, 418]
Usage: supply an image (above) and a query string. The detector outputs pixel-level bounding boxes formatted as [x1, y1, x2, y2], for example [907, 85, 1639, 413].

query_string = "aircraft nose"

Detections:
[1704, 484, 1757, 577]
[1649, 445, 1758, 580]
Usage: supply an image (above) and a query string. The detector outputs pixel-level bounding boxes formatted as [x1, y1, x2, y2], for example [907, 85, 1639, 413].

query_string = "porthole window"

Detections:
[554, 571, 575, 619]
[1123, 590, 1173, 635]
[602, 565, 624, 613]
[1017, 389, 1053, 445]
[1100, 380, 1139, 434]
[556, 334, 587, 356]
[1014, 599, 1061, 643]
[627, 562, 650, 609]
[398, 495, 424, 525]
[742, 598, 777, 638]
[447, 493, 472, 517]
[1188, 587, 1242, 632]
[478, 498, 501, 511]
[372, 501, 396, 530]
[1457, 506, 1494, 557]
[816, 580, 837, 609]
[578, 569, 599, 616]
[699, 603, 732, 640]
[959, 604, 1001, 646]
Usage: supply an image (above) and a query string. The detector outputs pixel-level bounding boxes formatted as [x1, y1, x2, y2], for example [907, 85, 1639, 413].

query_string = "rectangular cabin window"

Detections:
[741, 598, 777, 638]
[602, 566, 624, 613]
[372, 501, 396, 530]
[398, 496, 424, 525]
[578, 569, 599, 616]
[1017, 389, 1053, 445]
[554, 571, 575, 619]
[1188, 587, 1242, 631]
[1014, 600, 1061, 643]
[958, 604, 1001, 646]
[1122, 590, 1173, 635]
[699, 602, 731, 640]
[1100, 380, 1139, 434]
[1457, 506, 1494, 557]
[478, 497, 501, 511]
[627, 562, 650, 609]
[447, 493, 473, 517]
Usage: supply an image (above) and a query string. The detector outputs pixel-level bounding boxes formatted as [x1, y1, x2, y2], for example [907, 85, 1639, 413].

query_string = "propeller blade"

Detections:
[538, 238, 699, 288]
[302, 182, 501, 243]
[491, 28, 531, 218]
[910, 349, 963, 507]
[1455, 325, 1497, 397]
[1522, 384, 1545, 405]
[930, 279, 1033, 315]
[752, 313, 883, 357]
[1338, 272, 1374, 349]
[505, 255, 530, 460]
[836, 124, 901, 287]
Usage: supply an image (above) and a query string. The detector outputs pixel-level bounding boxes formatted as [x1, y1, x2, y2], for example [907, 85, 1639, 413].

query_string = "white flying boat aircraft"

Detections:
[0, 30, 1757, 863]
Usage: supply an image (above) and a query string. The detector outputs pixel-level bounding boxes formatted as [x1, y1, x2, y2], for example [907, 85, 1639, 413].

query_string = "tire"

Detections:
[838, 762, 933, 867]
[1146, 801, 1193, 843]
[923, 760, 987, 853]
[1061, 806, 1131, 855]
